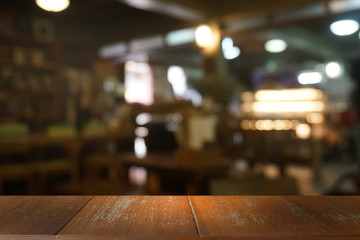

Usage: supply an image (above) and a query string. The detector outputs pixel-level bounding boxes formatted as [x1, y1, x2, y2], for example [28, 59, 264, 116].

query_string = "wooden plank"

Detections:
[0, 196, 35, 217]
[58, 237, 200, 240]
[2, 236, 359, 240]
[59, 196, 198, 236]
[0, 237, 55, 240]
[0, 196, 92, 235]
[189, 196, 337, 237]
[0, 236, 357, 240]
[58, 236, 360, 240]
[281, 196, 360, 235]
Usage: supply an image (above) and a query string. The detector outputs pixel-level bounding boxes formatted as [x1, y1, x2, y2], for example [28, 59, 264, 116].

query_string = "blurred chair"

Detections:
[82, 137, 124, 182]
[0, 122, 35, 194]
[221, 129, 267, 169]
[31, 123, 80, 194]
[79, 122, 130, 194]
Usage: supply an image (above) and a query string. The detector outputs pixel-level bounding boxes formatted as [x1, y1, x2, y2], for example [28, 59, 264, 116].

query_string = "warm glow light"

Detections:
[274, 120, 286, 130]
[242, 119, 300, 131]
[264, 39, 287, 53]
[298, 71, 323, 85]
[307, 113, 324, 124]
[241, 120, 250, 130]
[296, 124, 311, 139]
[249, 120, 257, 130]
[330, 19, 359, 36]
[325, 61, 342, 78]
[195, 25, 212, 47]
[283, 120, 292, 130]
[260, 120, 273, 131]
[241, 103, 252, 112]
[291, 120, 300, 129]
[252, 101, 325, 113]
[241, 92, 254, 102]
[36, 0, 69, 12]
[255, 89, 323, 102]
[255, 120, 262, 130]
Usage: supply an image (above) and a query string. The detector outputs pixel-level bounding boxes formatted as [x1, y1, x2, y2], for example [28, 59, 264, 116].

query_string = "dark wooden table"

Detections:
[0, 196, 359, 239]
[122, 154, 228, 194]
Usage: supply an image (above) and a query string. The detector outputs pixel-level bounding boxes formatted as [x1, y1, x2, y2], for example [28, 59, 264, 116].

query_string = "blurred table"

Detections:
[121, 154, 228, 194]
[0, 196, 359, 239]
[0, 134, 128, 194]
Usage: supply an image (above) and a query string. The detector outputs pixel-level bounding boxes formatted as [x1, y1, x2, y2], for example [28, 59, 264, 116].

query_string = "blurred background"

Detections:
[1, 0, 360, 195]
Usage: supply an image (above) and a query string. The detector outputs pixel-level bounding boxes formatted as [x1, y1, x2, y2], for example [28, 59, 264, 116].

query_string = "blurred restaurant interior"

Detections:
[1, 0, 360, 195]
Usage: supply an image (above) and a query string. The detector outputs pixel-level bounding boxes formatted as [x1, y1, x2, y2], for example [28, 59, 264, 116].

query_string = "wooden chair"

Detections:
[81, 136, 126, 184]
[31, 137, 81, 194]
[0, 139, 36, 194]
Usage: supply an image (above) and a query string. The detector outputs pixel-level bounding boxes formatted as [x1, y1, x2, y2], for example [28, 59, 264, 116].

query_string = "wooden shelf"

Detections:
[0, 88, 56, 96]
[0, 32, 63, 129]
[0, 58, 57, 72]
[0, 32, 59, 47]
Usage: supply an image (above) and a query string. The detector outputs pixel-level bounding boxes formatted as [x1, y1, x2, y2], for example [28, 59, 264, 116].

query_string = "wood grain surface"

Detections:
[281, 196, 360, 235]
[0, 196, 360, 239]
[0, 196, 92, 235]
[1, 236, 359, 240]
[189, 196, 337, 237]
[59, 196, 198, 236]
[55, 237, 360, 240]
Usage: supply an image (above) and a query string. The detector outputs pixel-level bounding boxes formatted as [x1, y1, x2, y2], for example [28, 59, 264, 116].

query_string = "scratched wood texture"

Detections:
[0, 196, 92, 235]
[189, 196, 338, 237]
[281, 196, 360, 235]
[59, 196, 198, 236]
[1, 237, 359, 240]
[55, 236, 360, 240]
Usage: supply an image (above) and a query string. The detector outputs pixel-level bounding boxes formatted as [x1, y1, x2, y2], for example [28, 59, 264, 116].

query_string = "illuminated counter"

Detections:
[0, 196, 359, 239]
[237, 88, 326, 167]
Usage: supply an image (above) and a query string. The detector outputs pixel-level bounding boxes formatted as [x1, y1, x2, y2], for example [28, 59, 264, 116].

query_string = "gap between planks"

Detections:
[187, 196, 201, 237]
[55, 196, 95, 235]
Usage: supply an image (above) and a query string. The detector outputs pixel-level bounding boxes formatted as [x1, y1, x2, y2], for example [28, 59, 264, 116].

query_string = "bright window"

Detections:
[125, 61, 154, 105]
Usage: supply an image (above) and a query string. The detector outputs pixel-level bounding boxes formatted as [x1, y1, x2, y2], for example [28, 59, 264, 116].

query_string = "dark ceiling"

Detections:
[2, 0, 360, 84]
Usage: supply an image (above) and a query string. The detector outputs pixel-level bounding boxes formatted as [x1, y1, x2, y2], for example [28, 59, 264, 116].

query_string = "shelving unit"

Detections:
[0, 32, 63, 130]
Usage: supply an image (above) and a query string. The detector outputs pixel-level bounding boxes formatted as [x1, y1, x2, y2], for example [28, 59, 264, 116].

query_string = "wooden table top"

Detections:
[0, 196, 359, 239]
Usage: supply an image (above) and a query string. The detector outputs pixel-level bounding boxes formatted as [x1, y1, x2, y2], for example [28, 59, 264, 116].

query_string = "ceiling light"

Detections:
[298, 71, 323, 85]
[195, 25, 212, 48]
[221, 37, 240, 59]
[325, 61, 342, 78]
[222, 37, 233, 51]
[223, 46, 240, 60]
[264, 39, 287, 53]
[330, 19, 359, 36]
[36, 0, 70, 12]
